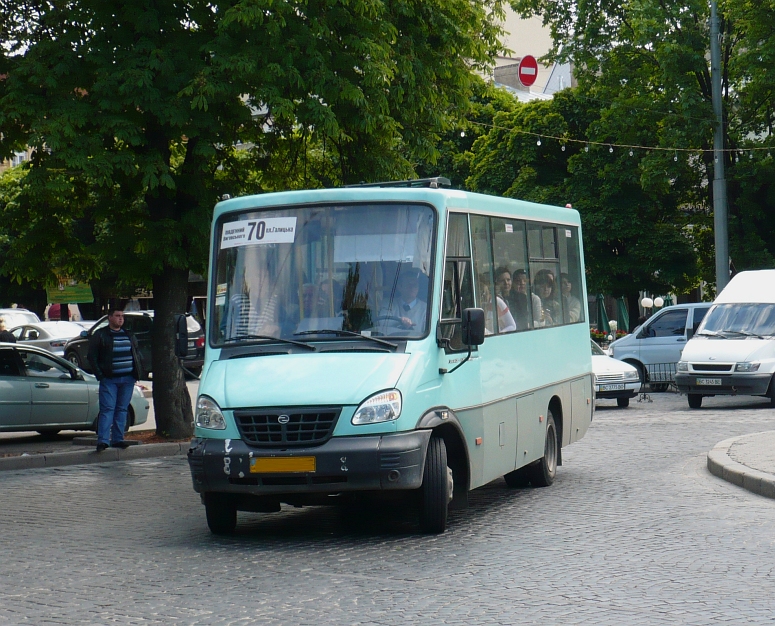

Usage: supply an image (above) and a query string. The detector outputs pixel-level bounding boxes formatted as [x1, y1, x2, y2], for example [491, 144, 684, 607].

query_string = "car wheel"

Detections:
[124, 405, 135, 433]
[204, 493, 237, 535]
[419, 436, 451, 534]
[65, 351, 82, 369]
[617, 397, 630, 408]
[625, 360, 646, 387]
[688, 394, 703, 409]
[527, 411, 558, 488]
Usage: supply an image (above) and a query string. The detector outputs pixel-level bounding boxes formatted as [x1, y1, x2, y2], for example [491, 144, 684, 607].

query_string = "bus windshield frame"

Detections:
[210, 202, 437, 347]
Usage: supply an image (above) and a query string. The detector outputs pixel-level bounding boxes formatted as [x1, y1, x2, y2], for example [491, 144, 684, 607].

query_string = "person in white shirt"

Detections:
[561, 273, 582, 323]
[380, 271, 427, 333]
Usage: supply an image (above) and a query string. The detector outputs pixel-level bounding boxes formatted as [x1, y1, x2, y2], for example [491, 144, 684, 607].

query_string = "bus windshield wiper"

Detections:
[720, 329, 766, 339]
[696, 330, 726, 338]
[294, 329, 397, 349]
[224, 334, 317, 351]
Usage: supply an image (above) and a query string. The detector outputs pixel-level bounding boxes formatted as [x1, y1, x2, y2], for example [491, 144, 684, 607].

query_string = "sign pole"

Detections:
[710, 0, 729, 292]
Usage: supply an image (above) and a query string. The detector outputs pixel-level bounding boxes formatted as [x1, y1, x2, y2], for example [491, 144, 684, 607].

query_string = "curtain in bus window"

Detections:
[557, 226, 585, 324]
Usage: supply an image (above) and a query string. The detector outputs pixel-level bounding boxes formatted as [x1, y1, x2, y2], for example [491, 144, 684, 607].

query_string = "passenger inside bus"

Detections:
[534, 269, 561, 327]
[511, 269, 542, 330]
[479, 275, 516, 335]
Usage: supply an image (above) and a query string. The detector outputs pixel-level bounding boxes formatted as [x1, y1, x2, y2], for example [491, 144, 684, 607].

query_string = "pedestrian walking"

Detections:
[87, 308, 144, 452]
[0, 317, 16, 343]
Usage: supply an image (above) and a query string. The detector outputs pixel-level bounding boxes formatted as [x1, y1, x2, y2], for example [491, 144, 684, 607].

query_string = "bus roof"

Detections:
[213, 187, 582, 227]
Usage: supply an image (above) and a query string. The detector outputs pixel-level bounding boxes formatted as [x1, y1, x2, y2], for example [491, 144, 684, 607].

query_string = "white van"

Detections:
[675, 270, 775, 408]
[609, 302, 712, 389]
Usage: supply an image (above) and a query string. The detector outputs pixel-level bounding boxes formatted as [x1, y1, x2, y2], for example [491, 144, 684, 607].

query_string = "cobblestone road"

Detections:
[1, 391, 774, 625]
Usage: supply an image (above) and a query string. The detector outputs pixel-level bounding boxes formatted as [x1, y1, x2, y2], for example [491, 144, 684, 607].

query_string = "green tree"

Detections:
[465, 90, 700, 325]
[0, 0, 506, 437]
[507, 0, 775, 293]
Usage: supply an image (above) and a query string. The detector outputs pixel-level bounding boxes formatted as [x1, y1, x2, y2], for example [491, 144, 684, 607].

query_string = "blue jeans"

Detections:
[97, 376, 135, 445]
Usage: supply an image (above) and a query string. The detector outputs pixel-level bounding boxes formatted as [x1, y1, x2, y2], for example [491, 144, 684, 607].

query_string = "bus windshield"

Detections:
[698, 303, 775, 337]
[211, 203, 435, 345]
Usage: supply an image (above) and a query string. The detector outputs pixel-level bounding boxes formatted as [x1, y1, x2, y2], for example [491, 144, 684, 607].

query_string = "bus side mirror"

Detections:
[174, 314, 189, 357]
[462, 308, 485, 346]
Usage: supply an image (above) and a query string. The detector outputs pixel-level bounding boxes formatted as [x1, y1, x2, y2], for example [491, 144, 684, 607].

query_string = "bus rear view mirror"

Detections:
[462, 308, 485, 346]
[174, 314, 189, 357]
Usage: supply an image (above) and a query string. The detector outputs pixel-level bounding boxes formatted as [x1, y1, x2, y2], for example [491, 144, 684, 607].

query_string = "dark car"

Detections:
[63, 311, 204, 378]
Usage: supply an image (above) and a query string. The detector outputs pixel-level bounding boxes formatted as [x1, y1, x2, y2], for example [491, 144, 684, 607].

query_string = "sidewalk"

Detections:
[708, 431, 775, 499]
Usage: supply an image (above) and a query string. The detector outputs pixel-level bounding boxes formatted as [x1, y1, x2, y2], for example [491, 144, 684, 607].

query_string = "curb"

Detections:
[0, 442, 188, 472]
[707, 435, 775, 499]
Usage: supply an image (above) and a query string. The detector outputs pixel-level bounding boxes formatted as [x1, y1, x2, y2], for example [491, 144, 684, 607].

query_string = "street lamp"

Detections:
[653, 296, 664, 309]
[608, 319, 618, 342]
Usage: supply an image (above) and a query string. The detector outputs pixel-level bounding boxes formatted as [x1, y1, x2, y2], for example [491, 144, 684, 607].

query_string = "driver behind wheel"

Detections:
[379, 270, 427, 333]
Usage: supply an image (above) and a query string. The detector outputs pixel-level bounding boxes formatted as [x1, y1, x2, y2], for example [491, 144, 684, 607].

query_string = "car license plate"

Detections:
[250, 456, 316, 473]
[600, 384, 625, 391]
[696, 378, 722, 386]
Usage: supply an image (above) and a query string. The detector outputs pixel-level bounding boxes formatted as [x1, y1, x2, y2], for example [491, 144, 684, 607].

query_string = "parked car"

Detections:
[592, 340, 641, 407]
[608, 302, 712, 390]
[676, 270, 775, 409]
[0, 343, 149, 436]
[0, 308, 40, 329]
[8, 321, 87, 357]
[63, 311, 204, 377]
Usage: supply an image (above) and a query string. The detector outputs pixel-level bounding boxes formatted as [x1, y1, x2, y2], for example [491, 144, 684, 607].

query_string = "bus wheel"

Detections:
[419, 436, 451, 534]
[204, 493, 237, 535]
[504, 466, 530, 488]
[688, 394, 703, 409]
[527, 411, 557, 488]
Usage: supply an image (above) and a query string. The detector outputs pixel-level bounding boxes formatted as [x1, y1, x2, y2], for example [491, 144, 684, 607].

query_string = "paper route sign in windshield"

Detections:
[220, 217, 297, 249]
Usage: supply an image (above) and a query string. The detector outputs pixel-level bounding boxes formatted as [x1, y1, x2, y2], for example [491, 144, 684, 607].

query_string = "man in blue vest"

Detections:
[88, 308, 144, 452]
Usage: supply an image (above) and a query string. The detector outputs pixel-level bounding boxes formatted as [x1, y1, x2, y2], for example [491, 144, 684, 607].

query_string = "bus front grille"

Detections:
[233, 407, 341, 448]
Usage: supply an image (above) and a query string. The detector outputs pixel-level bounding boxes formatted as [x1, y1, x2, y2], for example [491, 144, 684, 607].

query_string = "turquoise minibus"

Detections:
[184, 178, 594, 534]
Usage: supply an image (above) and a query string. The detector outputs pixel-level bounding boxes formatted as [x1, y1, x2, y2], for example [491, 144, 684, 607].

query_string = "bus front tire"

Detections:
[688, 394, 703, 409]
[527, 411, 558, 488]
[419, 436, 451, 534]
[204, 493, 237, 535]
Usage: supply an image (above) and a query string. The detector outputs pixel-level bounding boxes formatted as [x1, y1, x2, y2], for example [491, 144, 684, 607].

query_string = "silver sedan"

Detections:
[0, 342, 149, 436]
[9, 321, 87, 356]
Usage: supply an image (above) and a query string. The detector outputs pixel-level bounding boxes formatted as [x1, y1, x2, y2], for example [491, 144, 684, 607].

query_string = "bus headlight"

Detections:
[196, 395, 226, 429]
[735, 362, 760, 372]
[352, 390, 402, 425]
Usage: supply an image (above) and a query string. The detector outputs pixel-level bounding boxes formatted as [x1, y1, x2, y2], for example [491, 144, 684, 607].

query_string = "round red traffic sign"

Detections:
[518, 55, 539, 87]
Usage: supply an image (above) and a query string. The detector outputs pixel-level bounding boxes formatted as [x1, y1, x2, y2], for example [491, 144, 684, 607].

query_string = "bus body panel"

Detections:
[192, 185, 594, 516]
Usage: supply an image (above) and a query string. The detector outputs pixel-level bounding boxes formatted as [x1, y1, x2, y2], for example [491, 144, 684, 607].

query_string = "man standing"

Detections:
[88, 308, 143, 452]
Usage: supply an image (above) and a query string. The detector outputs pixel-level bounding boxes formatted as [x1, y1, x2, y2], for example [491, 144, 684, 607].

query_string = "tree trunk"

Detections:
[151, 264, 194, 439]
[625, 288, 642, 333]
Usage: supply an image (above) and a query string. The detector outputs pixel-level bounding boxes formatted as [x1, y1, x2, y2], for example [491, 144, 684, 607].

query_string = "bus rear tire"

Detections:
[204, 493, 237, 535]
[504, 466, 530, 488]
[527, 411, 557, 488]
[419, 436, 451, 534]
[688, 394, 703, 409]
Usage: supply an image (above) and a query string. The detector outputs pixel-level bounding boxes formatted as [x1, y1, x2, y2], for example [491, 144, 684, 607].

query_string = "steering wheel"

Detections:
[373, 315, 412, 326]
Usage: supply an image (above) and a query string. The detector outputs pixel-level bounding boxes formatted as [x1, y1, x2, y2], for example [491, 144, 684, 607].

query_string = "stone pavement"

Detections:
[2, 389, 775, 625]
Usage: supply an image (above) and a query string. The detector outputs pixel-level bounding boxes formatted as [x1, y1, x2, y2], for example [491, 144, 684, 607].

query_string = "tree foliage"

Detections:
[0, 0, 506, 437]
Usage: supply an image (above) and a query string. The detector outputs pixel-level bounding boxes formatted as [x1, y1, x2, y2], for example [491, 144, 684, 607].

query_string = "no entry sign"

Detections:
[518, 55, 538, 87]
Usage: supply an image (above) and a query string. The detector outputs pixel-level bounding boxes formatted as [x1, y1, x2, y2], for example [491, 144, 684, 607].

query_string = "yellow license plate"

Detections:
[250, 456, 316, 474]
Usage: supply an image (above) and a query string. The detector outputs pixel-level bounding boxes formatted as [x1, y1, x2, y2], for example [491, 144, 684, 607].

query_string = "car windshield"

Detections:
[590, 340, 606, 356]
[211, 203, 435, 345]
[698, 303, 775, 337]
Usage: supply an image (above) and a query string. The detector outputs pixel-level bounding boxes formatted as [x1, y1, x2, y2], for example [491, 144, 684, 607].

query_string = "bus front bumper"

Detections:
[187, 430, 431, 496]
[675, 372, 772, 396]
